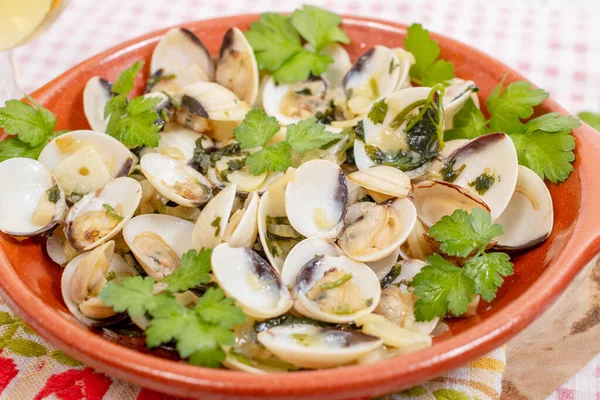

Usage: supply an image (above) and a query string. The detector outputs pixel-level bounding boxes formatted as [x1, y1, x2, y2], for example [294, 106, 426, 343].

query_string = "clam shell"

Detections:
[320, 43, 352, 86]
[139, 122, 214, 164]
[83, 76, 112, 132]
[281, 237, 343, 287]
[347, 166, 411, 198]
[223, 191, 259, 248]
[191, 183, 237, 249]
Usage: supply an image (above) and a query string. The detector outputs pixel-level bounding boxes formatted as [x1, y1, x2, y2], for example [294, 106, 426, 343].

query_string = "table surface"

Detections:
[10, 0, 600, 398]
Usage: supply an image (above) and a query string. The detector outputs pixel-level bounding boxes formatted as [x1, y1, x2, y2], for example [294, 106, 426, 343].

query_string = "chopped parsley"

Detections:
[367, 99, 388, 125]
[319, 273, 353, 290]
[102, 204, 123, 221]
[468, 173, 495, 195]
[211, 216, 222, 237]
[46, 185, 60, 203]
[440, 159, 466, 183]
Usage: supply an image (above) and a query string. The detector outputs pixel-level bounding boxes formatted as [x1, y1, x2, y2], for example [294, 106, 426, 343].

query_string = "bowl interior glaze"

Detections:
[1, 15, 600, 400]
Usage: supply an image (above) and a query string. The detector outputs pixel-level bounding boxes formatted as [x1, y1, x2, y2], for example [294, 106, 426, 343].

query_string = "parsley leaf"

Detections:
[444, 98, 489, 141]
[0, 95, 56, 147]
[579, 111, 600, 131]
[111, 60, 144, 96]
[487, 81, 549, 134]
[161, 249, 213, 293]
[0, 138, 46, 162]
[285, 118, 342, 154]
[246, 142, 292, 175]
[463, 252, 513, 301]
[109, 95, 162, 148]
[367, 99, 388, 125]
[510, 129, 575, 183]
[99, 276, 160, 317]
[428, 208, 503, 258]
[411, 253, 475, 320]
[194, 287, 246, 327]
[524, 112, 581, 134]
[404, 24, 455, 86]
[291, 5, 350, 52]
[233, 109, 280, 149]
[273, 50, 332, 83]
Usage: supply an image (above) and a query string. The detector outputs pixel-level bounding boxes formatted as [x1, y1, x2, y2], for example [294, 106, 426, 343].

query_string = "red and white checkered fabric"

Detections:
[9, 0, 600, 398]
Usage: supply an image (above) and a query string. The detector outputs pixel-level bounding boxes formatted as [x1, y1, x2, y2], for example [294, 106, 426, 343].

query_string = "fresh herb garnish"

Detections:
[468, 173, 495, 195]
[411, 208, 513, 321]
[367, 99, 388, 124]
[104, 60, 162, 148]
[160, 249, 212, 293]
[233, 110, 341, 175]
[102, 204, 123, 221]
[211, 216, 222, 237]
[380, 264, 402, 289]
[579, 111, 600, 131]
[404, 24, 455, 86]
[245, 6, 350, 83]
[46, 185, 60, 203]
[319, 273, 352, 290]
[445, 80, 581, 183]
[440, 159, 466, 182]
[146, 71, 176, 92]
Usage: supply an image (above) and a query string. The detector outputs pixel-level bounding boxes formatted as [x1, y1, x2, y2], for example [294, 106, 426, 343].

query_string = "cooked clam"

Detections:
[123, 214, 195, 280]
[192, 183, 237, 249]
[443, 79, 479, 129]
[47, 224, 81, 266]
[0, 158, 67, 237]
[212, 243, 293, 319]
[139, 122, 214, 164]
[347, 166, 411, 200]
[257, 324, 382, 369]
[83, 76, 112, 132]
[320, 43, 352, 86]
[281, 237, 343, 287]
[391, 47, 415, 91]
[140, 153, 212, 207]
[64, 177, 141, 251]
[293, 254, 381, 323]
[222, 191, 260, 248]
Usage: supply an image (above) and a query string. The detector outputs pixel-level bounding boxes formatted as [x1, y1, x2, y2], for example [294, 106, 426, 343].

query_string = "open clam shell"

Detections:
[285, 160, 348, 239]
[339, 198, 417, 263]
[47, 224, 81, 266]
[222, 191, 259, 248]
[65, 177, 142, 251]
[294, 254, 381, 323]
[83, 76, 112, 132]
[192, 183, 237, 249]
[410, 180, 490, 228]
[140, 153, 212, 207]
[443, 78, 479, 129]
[366, 248, 400, 279]
[391, 47, 415, 91]
[257, 324, 383, 369]
[442, 133, 518, 219]
[281, 237, 343, 287]
[123, 214, 195, 280]
[139, 122, 214, 164]
[38, 130, 133, 196]
[61, 241, 138, 326]
[150, 28, 214, 91]
[347, 166, 411, 199]
[343, 46, 401, 115]
[320, 43, 352, 86]
[0, 158, 67, 237]
[494, 165, 553, 250]
[216, 27, 259, 106]
[211, 243, 293, 319]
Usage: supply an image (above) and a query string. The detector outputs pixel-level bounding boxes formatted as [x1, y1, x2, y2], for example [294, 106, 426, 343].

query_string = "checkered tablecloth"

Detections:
[6, 0, 600, 398]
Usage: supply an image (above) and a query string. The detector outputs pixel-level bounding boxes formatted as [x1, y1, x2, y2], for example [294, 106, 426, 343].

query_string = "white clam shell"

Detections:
[192, 183, 237, 249]
[494, 165, 553, 250]
[366, 248, 400, 279]
[444, 133, 519, 219]
[443, 78, 480, 129]
[0, 158, 67, 237]
[281, 237, 343, 287]
[391, 47, 415, 91]
[285, 160, 347, 239]
[320, 43, 352, 86]
[140, 153, 212, 207]
[294, 254, 381, 323]
[83, 76, 112, 132]
[211, 243, 293, 319]
[347, 166, 411, 198]
[216, 27, 260, 106]
[65, 177, 142, 251]
[139, 122, 213, 164]
[410, 180, 490, 228]
[176, 81, 248, 122]
[224, 191, 260, 248]
[257, 324, 382, 369]
[123, 214, 195, 280]
[151, 28, 214, 88]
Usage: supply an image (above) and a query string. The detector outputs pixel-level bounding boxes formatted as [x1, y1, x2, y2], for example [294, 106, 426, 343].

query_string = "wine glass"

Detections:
[0, 0, 71, 106]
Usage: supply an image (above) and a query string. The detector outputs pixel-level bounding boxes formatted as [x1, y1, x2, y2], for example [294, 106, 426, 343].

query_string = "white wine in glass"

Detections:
[0, 0, 70, 105]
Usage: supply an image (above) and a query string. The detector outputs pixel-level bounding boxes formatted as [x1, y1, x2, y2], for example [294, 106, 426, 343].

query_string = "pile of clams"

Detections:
[0, 25, 553, 373]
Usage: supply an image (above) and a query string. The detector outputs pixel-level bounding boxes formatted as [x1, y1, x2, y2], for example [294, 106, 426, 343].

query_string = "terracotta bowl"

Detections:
[1, 14, 600, 399]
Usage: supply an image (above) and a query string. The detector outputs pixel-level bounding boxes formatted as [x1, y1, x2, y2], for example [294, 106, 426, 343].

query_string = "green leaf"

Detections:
[579, 111, 600, 131]
[463, 252, 513, 301]
[428, 208, 503, 257]
[433, 389, 471, 400]
[404, 24, 454, 86]
[273, 50, 333, 84]
[244, 13, 303, 71]
[444, 98, 489, 141]
[50, 350, 81, 367]
[146, 299, 195, 348]
[0, 138, 46, 162]
[509, 130, 575, 183]
[99, 276, 158, 317]
[367, 99, 388, 125]
[6, 338, 47, 357]
[188, 347, 227, 368]
[233, 109, 280, 149]
[285, 118, 342, 154]
[0, 96, 56, 147]
[175, 321, 233, 358]
[524, 112, 581, 134]
[291, 5, 350, 52]
[111, 60, 144, 96]
[245, 142, 292, 175]
[411, 253, 475, 321]
[194, 288, 246, 328]
[161, 249, 213, 293]
[487, 81, 549, 134]
[111, 96, 161, 148]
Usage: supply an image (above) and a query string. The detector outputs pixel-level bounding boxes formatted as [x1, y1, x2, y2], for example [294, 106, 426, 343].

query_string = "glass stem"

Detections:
[0, 51, 22, 106]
